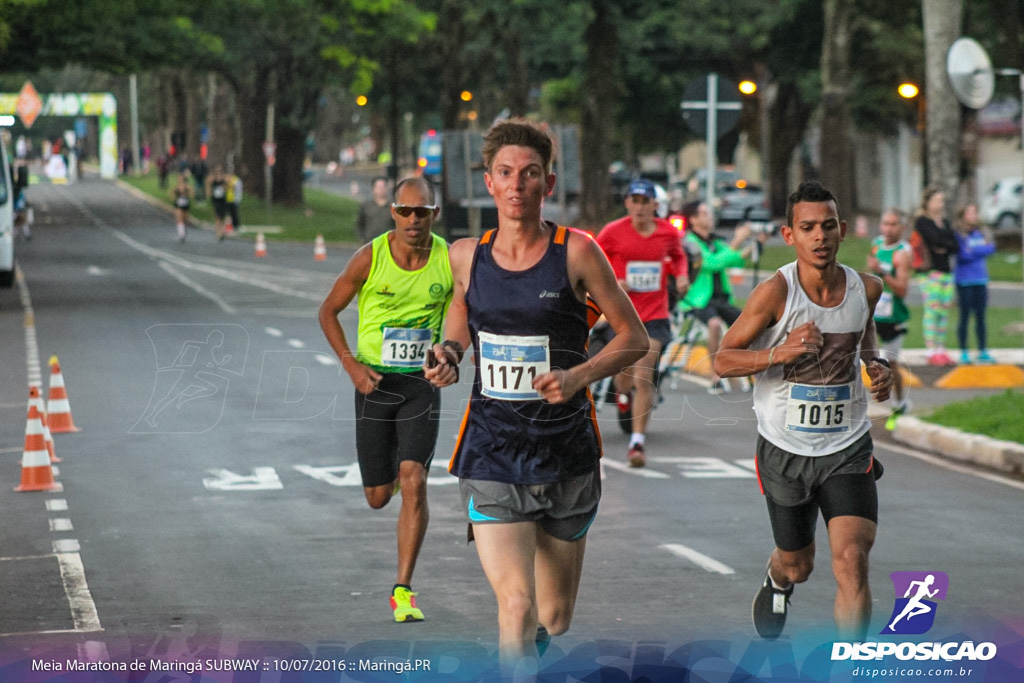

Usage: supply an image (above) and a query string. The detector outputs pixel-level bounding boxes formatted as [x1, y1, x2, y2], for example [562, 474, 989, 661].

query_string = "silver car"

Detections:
[981, 177, 1022, 229]
[683, 169, 772, 225]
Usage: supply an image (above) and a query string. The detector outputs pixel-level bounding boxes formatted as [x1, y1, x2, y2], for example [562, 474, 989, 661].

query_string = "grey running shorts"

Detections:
[459, 470, 601, 542]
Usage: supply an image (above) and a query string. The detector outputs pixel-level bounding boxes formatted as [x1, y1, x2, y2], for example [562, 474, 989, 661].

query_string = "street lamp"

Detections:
[356, 95, 368, 107]
[898, 83, 920, 99]
[738, 80, 757, 96]
[460, 90, 473, 103]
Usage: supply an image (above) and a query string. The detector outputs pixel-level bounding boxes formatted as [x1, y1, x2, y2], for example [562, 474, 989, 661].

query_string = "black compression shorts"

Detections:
[354, 371, 440, 487]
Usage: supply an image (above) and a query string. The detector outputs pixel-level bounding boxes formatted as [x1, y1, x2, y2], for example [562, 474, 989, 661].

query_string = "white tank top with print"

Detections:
[751, 262, 871, 456]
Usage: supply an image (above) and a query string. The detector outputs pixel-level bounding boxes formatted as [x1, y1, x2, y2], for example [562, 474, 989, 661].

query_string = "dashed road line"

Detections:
[158, 261, 237, 314]
[660, 543, 736, 575]
[12, 264, 103, 637]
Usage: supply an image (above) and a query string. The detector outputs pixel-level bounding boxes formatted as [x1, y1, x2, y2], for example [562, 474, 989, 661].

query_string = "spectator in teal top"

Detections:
[680, 201, 769, 392]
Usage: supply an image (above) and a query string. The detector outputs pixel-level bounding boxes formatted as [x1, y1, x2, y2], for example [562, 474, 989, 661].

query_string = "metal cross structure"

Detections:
[681, 73, 742, 222]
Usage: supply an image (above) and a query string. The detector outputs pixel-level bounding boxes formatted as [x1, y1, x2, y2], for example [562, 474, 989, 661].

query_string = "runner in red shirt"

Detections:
[596, 179, 688, 467]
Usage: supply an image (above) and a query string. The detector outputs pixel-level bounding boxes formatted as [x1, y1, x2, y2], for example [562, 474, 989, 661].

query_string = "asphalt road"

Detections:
[0, 178, 1021, 681]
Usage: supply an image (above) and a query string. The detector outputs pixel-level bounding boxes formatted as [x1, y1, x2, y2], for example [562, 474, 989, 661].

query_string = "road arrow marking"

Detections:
[203, 467, 283, 491]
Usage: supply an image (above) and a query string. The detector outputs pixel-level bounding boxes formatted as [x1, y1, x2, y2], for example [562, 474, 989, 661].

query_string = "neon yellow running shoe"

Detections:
[390, 586, 424, 623]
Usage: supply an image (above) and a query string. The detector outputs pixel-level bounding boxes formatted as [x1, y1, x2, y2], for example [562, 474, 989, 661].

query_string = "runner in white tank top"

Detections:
[751, 260, 871, 456]
[713, 182, 893, 643]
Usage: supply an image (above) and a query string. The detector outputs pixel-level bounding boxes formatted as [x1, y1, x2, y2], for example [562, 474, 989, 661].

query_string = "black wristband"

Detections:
[871, 357, 891, 368]
[441, 340, 465, 364]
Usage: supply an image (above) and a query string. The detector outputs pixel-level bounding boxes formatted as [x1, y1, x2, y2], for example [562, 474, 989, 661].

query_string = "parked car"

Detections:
[683, 168, 771, 226]
[0, 137, 14, 288]
[981, 177, 1022, 229]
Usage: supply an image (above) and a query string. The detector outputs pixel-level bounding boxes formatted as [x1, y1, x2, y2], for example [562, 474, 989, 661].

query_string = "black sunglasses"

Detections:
[392, 204, 437, 218]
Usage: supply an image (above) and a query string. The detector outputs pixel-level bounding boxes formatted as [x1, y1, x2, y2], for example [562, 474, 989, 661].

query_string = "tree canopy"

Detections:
[0, 0, 1019, 214]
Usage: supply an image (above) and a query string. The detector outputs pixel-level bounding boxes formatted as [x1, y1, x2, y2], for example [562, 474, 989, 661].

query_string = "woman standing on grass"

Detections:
[954, 202, 997, 364]
[912, 188, 959, 366]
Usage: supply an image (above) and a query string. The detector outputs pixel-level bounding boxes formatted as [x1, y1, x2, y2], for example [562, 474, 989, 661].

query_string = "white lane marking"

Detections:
[106, 228, 325, 301]
[49, 519, 74, 532]
[292, 464, 363, 487]
[659, 543, 736, 575]
[46, 499, 69, 511]
[158, 261, 237, 314]
[265, 327, 283, 337]
[203, 467, 283, 491]
[315, 354, 337, 366]
[601, 458, 671, 479]
[287, 339, 305, 348]
[53, 539, 81, 553]
[878, 441, 1024, 492]
[86, 266, 111, 276]
[56, 552, 103, 633]
[650, 456, 757, 478]
[736, 458, 758, 472]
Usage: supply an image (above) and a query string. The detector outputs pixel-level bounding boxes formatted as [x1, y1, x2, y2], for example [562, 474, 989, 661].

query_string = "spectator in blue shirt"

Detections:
[954, 203, 997, 364]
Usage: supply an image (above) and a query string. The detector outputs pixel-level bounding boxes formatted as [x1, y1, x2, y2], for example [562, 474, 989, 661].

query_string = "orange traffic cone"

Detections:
[47, 356, 80, 433]
[15, 403, 60, 492]
[28, 386, 59, 463]
[313, 234, 327, 261]
[254, 231, 267, 258]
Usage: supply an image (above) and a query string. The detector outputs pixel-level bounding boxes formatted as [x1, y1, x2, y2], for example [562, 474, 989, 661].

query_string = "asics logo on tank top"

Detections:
[539, 290, 560, 298]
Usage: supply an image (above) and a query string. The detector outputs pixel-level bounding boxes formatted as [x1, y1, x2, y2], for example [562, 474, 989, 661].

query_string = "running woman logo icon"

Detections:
[881, 571, 949, 635]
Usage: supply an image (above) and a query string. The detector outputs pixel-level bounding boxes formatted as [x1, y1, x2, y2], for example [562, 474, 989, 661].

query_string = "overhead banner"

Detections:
[0, 86, 118, 179]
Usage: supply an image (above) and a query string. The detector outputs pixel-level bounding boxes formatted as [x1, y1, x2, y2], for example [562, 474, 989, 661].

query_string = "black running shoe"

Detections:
[752, 568, 793, 639]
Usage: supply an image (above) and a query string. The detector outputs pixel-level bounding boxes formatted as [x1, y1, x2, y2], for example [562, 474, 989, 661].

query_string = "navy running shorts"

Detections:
[643, 318, 673, 352]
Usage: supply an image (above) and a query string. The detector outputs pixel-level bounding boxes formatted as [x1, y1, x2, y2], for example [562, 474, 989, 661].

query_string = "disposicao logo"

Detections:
[831, 570, 998, 663]
[881, 571, 948, 635]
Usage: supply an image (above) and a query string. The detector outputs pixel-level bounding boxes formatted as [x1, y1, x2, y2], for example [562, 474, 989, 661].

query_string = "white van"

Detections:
[0, 138, 14, 288]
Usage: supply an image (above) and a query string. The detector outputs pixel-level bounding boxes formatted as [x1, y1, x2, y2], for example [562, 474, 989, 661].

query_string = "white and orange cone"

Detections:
[47, 356, 80, 433]
[254, 231, 267, 258]
[313, 234, 327, 261]
[15, 403, 60, 492]
[28, 386, 59, 463]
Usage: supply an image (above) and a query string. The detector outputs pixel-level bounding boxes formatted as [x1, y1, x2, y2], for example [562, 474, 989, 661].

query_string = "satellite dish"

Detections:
[946, 37, 995, 109]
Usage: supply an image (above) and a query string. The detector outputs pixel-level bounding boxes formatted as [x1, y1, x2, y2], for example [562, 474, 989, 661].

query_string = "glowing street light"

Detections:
[898, 83, 920, 99]
[356, 95, 368, 106]
[738, 80, 757, 96]
[460, 90, 473, 102]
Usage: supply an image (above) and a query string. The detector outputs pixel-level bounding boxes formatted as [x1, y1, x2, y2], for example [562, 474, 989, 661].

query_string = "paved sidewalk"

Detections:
[875, 354, 1024, 478]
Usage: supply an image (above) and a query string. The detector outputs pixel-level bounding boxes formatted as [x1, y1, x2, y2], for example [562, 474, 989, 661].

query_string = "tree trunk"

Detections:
[503, 26, 529, 117]
[206, 73, 235, 172]
[578, 0, 618, 230]
[922, 0, 963, 205]
[767, 83, 815, 219]
[438, 0, 468, 132]
[235, 75, 269, 200]
[819, 0, 856, 212]
[273, 125, 305, 206]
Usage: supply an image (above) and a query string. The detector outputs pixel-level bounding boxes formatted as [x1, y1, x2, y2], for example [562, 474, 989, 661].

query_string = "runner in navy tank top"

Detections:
[424, 119, 647, 673]
[449, 224, 599, 484]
